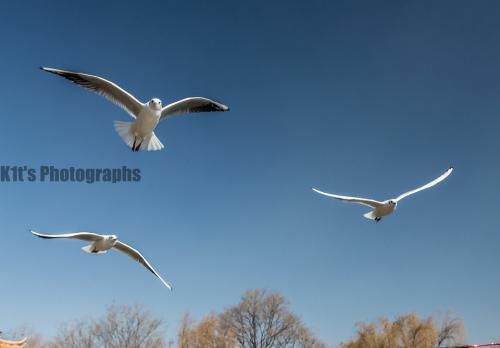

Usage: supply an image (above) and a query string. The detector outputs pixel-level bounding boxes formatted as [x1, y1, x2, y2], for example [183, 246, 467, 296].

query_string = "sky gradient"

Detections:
[1, 0, 500, 345]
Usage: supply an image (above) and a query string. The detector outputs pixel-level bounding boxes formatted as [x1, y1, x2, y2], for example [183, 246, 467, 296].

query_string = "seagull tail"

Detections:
[81, 245, 94, 253]
[113, 121, 164, 151]
[363, 211, 377, 220]
[81, 244, 106, 254]
[113, 121, 135, 149]
[144, 132, 164, 151]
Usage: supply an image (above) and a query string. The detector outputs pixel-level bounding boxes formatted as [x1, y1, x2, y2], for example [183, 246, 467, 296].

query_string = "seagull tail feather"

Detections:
[363, 211, 377, 220]
[81, 245, 94, 253]
[81, 244, 106, 254]
[113, 121, 164, 151]
[145, 132, 164, 151]
[113, 120, 135, 149]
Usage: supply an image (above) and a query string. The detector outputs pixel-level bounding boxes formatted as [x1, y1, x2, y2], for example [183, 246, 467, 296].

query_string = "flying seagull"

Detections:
[30, 230, 172, 290]
[41, 67, 230, 151]
[313, 167, 453, 222]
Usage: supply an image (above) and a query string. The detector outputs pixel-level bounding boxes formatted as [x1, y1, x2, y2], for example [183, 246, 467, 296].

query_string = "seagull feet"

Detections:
[375, 217, 381, 222]
[132, 137, 142, 152]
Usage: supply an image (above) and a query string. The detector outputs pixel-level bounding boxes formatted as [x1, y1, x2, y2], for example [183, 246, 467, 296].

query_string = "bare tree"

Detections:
[437, 314, 464, 348]
[220, 289, 328, 348]
[51, 319, 96, 348]
[51, 304, 165, 348]
[339, 313, 464, 348]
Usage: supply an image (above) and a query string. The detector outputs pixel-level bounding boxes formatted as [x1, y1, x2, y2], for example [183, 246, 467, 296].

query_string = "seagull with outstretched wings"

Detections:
[41, 67, 229, 151]
[313, 167, 453, 222]
[31, 230, 172, 290]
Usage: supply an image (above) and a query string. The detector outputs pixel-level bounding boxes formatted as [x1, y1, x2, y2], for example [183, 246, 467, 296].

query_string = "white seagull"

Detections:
[31, 230, 172, 290]
[41, 67, 230, 151]
[313, 167, 453, 222]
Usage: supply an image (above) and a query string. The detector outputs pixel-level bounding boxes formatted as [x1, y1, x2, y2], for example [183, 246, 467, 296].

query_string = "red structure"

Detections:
[444, 343, 500, 348]
[0, 337, 27, 348]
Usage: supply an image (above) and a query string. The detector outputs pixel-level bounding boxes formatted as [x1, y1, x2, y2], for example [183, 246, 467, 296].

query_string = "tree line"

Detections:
[5, 289, 464, 348]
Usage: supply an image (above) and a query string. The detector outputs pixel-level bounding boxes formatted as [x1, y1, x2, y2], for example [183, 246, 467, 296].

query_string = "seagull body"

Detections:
[31, 230, 172, 290]
[129, 100, 162, 147]
[313, 167, 453, 222]
[41, 67, 230, 151]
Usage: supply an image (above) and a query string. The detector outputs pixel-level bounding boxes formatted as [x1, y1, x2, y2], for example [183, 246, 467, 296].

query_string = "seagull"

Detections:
[41, 67, 230, 152]
[313, 167, 453, 222]
[30, 230, 172, 290]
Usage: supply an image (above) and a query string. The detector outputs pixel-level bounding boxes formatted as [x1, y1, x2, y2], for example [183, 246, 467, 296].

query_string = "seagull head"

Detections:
[108, 235, 118, 241]
[149, 98, 162, 111]
[387, 200, 397, 207]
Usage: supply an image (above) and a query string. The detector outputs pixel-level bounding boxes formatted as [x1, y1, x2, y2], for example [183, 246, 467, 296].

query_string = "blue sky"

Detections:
[1, 0, 500, 345]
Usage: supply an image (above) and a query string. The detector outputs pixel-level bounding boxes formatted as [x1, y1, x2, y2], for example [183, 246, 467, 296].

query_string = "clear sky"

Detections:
[1, 0, 499, 345]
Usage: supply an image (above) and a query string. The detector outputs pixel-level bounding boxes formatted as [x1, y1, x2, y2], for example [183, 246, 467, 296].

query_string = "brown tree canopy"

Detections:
[5, 293, 468, 348]
[339, 313, 464, 348]
[179, 289, 329, 348]
[178, 313, 234, 348]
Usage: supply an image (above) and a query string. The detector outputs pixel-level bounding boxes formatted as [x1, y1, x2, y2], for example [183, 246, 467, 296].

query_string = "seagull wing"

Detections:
[395, 167, 454, 202]
[312, 188, 383, 208]
[160, 97, 229, 121]
[30, 230, 103, 242]
[41, 67, 143, 119]
[114, 241, 172, 290]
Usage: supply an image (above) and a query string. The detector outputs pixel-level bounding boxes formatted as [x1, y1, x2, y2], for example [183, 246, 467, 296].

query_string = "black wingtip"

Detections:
[40, 67, 54, 73]
[216, 104, 229, 112]
[30, 230, 49, 238]
[41, 67, 60, 74]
